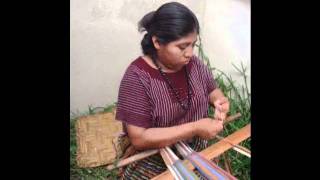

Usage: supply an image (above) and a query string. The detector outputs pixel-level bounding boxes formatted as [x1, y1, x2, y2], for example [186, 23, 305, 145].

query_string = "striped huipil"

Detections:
[115, 55, 217, 179]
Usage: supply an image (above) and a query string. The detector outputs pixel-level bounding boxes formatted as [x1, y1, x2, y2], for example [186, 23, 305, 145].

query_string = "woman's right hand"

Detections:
[194, 118, 223, 140]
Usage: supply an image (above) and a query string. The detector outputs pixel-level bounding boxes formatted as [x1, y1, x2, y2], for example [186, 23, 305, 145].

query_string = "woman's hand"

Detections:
[194, 118, 223, 140]
[213, 96, 230, 121]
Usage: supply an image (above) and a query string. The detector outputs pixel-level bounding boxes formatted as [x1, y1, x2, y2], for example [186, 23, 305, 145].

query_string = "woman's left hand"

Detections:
[213, 96, 230, 121]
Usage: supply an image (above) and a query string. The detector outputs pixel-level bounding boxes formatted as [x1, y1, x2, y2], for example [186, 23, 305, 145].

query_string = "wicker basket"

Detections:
[75, 110, 129, 168]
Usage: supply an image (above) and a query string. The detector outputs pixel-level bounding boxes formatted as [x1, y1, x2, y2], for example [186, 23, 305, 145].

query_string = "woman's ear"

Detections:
[152, 36, 161, 50]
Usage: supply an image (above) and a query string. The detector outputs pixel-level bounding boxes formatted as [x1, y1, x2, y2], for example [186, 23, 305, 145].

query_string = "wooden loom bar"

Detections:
[216, 135, 251, 156]
[106, 149, 159, 170]
[223, 112, 241, 125]
[152, 123, 251, 180]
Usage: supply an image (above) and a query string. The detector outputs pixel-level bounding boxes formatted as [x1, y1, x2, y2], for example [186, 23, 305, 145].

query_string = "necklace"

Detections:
[151, 58, 192, 112]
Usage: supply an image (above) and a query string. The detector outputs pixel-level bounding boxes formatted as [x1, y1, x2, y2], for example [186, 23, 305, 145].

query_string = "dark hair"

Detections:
[138, 2, 200, 60]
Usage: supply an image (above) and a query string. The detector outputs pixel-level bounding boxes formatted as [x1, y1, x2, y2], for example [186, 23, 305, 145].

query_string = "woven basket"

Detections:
[75, 110, 129, 168]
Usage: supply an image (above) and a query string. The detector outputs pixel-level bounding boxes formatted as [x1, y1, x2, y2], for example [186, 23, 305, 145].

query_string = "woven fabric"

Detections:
[121, 137, 208, 180]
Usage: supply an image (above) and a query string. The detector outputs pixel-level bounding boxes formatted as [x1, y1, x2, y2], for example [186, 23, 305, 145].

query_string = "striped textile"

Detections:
[176, 141, 237, 180]
[121, 137, 208, 180]
[116, 55, 217, 129]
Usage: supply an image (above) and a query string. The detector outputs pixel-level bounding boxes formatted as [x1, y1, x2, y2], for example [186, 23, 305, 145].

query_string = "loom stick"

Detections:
[223, 113, 241, 125]
[160, 148, 182, 180]
[216, 135, 251, 158]
[106, 149, 159, 170]
[232, 146, 251, 158]
[223, 152, 233, 175]
[152, 123, 251, 180]
[176, 142, 237, 180]
[165, 147, 199, 180]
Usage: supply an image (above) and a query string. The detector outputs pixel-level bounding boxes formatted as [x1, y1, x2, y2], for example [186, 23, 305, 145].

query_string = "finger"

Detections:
[214, 113, 219, 120]
[214, 99, 221, 107]
[219, 113, 223, 121]
[221, 113, 226, 121]
[219, 112, 225, 121]
[215, 104, 223, 112]
[214, 109, 221, 120]
[214, 98, 228, 111]
[221, 104, 229, 113]
[219, 97, 228, 104]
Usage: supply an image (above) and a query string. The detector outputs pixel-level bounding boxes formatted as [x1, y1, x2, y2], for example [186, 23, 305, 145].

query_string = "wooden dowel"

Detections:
[152, 123, 251, 180]
[232, 147, 251, 158]
[223, 113, 241, 125]
[223, 152, 233, 175]
[160, 148, 181, 180]
[106, 149, 159, 170]
[216, 135, 251, 158]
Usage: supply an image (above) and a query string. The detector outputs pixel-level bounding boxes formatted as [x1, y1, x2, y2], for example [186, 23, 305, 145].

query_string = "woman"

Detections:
[115, 2, 229, 179]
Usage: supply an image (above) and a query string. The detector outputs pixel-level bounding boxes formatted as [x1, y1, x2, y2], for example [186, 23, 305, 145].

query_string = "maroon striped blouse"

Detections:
[116, 56, 217, 131]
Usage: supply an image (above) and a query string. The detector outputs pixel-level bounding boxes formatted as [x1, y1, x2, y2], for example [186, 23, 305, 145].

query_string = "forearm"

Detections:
[130, 121, 198, 150]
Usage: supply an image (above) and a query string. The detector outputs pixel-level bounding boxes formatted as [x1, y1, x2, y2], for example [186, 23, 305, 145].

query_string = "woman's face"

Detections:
[152, 31, 198, 72]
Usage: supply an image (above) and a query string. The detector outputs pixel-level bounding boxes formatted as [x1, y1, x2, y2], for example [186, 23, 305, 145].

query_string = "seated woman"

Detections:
[115, 2, 229, 179]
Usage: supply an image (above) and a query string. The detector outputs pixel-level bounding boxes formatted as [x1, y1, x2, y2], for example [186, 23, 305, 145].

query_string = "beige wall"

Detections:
[70, 0, 250, 113]
[202, 0, 250, 82]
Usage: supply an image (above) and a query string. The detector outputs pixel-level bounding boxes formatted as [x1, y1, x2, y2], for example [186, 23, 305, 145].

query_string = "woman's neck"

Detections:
[142, 55, 182, 73]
